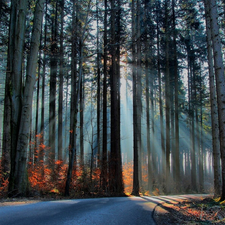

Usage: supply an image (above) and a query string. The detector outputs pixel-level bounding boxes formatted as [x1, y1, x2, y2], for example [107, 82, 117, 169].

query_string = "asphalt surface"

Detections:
[0, 197, 159, 225]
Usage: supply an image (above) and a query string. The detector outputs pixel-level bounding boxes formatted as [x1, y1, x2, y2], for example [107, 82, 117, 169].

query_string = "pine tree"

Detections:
[205, 0, 225, 200]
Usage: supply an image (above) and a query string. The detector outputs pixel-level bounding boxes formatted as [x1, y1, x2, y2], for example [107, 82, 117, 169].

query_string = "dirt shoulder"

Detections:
[154, 196, 225, 224]
[0, 195, 67, 207]
[0, 199, 40, 207]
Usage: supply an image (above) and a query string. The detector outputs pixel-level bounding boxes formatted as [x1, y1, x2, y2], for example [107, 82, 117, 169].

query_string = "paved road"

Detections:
[0, 197, 159, 225]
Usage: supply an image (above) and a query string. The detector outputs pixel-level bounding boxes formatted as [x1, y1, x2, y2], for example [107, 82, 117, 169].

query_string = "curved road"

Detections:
[0, 197, 158, 225]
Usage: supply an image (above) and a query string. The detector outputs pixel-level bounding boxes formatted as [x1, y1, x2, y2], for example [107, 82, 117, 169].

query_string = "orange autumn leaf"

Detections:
[39, 143, 46, 149]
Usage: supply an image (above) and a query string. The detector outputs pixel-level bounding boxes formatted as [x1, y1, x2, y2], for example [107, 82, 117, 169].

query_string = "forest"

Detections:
[0, 0, 225, 201]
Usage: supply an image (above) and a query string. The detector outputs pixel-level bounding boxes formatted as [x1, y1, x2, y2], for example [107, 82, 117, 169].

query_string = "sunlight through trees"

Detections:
[0, 0, 224, 201]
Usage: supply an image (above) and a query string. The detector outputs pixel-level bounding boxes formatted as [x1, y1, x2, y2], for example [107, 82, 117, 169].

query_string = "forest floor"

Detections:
[154, 196, 225, 224]
[0, 195, 225, 224]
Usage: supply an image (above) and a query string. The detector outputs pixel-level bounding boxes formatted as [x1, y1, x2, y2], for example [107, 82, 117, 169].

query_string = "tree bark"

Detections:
[8, 0, 28, 195]
[109, 0, 116, 193]
[96, 0, 101, 167]
[109, 0, 123, 195]
[34, 36, 42, 164]
[2, 0, 17, 178]
[49, 0, 58, 167]
[156, 0, 165, 192]
[144, 0, 151, 192]
[101, 0, 108, 192]
[204, 0, 222, 201]
[14, 0, 45, 195]
[58, 0, 64, 162]
[116, 0, 123, 194]
[172, 0, 180, 192]
[165, 0, 171, 193]
[65, 0, 77, 196]
[132, 0, 139, 196]
[80, 75, 84, 168]
[136, 0, 142, 193]
[40, 0, 47, 167]
[191, 56, 197, 192]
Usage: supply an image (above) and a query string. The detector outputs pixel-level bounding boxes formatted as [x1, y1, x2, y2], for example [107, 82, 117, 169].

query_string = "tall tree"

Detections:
[49, 0, 58, 166]
[204, 1, 221, 197]
[115, 0, 123, 194]
[34, 39, 41, 163]
[13, 0, 45, 195]
[58, 0, 64, 161]
[172, 0, 180, 191]
[79, 75, 84, 167]
[156, 0, 165, 192]
[190, 51, 197, 192]
[96, 0, 101, 167]
[101, 0, 108, 192]
[109, 0, 116, 193]
[145, 0, 151, 192]
[136, 0, 142, 192]
[2, 0, 16, 177]
[132, 0, 140, 196]
[206, 0, 225, 200]
[109, 0, 123, 195]
[164, 0, 171, 193]
[65, 0, 78, 196]
[8, 0, 28, 195]
[40, 0, 47, 166]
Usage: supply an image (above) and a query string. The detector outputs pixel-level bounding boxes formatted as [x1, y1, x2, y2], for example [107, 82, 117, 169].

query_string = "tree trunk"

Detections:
[96, 0, 101, 167]
[204, 0, 222, 197]
[165, 0, 171, 193]
[208, 0, 225, 200]
[156, 0, 165, 192]
[109, 0, 116, 193]
[132, 0, 139, 196]
[58, 0, 64, 162]
[136, 0, 142, 193]
[34, 41, 41, 164]
[90, 83, 94, 183]
[101, 0, 108, 192]
[144, 0, 151, 192]
[65, 0, 77, 196]
[191, 57, 197, 192]
[80, 75, 84, 168]
[199, 80, 204, 193]
[109, 0, 123, 195]
[172, 0, 180, 192]
[40, 0, 47, 168]
[8, 0, 28, 195]
[150, 53, 155, 190]
[2, 0, 17, 178]
[64, 74, 69, 162]
[14, 0, 45, 196]
[49, 0, 58, 167]
[147, 0, 155, 189]
[116, 0, 123, 194]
